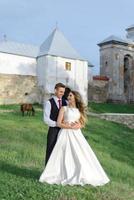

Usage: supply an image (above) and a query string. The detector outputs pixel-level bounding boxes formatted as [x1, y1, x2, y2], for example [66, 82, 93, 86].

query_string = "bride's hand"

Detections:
[63, 121, 72, 129]
[71, 121, 81, 129]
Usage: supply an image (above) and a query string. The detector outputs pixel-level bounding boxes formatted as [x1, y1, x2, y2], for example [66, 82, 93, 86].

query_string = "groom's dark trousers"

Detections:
[45, 97, 67, 165]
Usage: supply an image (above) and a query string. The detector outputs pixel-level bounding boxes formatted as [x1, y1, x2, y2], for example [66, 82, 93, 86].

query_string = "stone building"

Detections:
[0, 28, 89, 104]
[88, 76, 109, 103]
[98, 25, 134, 103]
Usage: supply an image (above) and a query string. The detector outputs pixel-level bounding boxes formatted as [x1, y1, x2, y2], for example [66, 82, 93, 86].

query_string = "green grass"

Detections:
[88, 102, 134, 113]
[0, 103, 42, 111]
[0, 105, 134, 200]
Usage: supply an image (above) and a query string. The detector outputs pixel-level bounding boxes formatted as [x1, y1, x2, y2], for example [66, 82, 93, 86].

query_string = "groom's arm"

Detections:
[43, 101, 56, 127]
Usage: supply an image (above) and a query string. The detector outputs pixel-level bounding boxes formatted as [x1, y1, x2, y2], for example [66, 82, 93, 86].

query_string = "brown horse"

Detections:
[20, 104, 35, 116]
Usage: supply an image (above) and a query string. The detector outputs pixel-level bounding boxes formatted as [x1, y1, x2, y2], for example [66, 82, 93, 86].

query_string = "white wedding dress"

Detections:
[39, 106, 110, 186]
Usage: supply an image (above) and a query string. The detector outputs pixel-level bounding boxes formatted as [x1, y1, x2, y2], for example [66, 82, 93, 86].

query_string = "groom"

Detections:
[44, 83, 81, 165]
[44, 83, 67, 165]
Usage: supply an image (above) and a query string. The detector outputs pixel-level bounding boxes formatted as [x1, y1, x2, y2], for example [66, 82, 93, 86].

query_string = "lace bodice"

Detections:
[63, 106, 80, 123]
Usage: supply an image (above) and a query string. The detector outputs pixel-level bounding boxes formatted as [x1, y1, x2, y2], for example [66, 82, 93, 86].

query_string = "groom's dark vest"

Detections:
[49, 97, 67, 123]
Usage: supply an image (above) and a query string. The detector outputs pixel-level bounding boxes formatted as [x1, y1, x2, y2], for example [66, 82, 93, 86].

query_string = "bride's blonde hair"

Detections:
[70, 91, 87, 127]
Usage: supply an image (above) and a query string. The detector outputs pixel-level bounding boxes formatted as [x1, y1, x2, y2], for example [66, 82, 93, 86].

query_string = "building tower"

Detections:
[98, 25, 134, 103]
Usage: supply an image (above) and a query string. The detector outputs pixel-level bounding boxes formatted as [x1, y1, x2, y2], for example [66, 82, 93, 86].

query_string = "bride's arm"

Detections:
[57, 107, 72, 129]
[71, 121, 83, 129]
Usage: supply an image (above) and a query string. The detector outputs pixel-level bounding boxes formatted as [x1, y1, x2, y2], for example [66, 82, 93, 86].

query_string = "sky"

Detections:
[0, 0, 134, 74]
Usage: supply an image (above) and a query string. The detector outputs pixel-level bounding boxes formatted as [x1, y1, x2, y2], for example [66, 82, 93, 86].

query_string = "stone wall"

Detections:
[88, 79, 109, 103]
[0, 74, 42, 104]
[88, 112, 134, 129]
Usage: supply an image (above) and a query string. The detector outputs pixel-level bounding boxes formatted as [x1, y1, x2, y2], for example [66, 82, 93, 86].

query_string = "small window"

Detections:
[105, 61, 108, 67]
[65, 62, 71, 71]
[115, 53, 119, 60]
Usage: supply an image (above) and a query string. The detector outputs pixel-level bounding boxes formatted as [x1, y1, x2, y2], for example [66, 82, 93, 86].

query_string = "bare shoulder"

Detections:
[63, 106, 67, 110]
[60, 106, 67, 112]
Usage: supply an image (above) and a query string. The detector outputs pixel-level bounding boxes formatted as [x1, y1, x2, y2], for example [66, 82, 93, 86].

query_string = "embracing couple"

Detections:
[39, 83, 110, 186]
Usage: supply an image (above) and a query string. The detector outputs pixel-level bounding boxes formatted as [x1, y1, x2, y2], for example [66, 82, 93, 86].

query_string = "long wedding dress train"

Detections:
[39, 106, 110, 186]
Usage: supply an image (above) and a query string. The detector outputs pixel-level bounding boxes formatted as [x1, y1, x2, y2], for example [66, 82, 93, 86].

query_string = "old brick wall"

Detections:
[0, 74, 42, 104]
[88, 79, 109, 103]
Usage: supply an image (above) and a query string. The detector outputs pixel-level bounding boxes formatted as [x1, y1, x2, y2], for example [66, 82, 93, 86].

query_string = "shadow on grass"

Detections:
[0, 160, 41, 180]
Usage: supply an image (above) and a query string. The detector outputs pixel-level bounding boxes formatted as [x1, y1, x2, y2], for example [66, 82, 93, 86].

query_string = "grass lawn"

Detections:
[0, 104, 134, 200]
[88, 102, 134, 114]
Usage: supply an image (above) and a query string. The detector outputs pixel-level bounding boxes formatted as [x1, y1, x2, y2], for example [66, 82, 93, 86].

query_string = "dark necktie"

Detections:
[58, 99, 62, 109]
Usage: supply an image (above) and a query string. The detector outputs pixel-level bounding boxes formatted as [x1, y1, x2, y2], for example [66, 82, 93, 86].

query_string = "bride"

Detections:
[39, 91, 110, 186]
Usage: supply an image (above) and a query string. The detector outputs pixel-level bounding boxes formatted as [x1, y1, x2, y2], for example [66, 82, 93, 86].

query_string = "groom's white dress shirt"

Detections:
[43, 96, 62, 127]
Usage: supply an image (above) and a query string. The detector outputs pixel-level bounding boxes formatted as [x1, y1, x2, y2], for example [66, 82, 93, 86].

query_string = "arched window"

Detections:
[124, 54, 132, 94]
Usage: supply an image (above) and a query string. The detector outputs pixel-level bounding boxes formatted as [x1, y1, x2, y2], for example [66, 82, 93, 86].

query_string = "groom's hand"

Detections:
[71, 121, 81, 129]
[63, 121, 72, 129]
